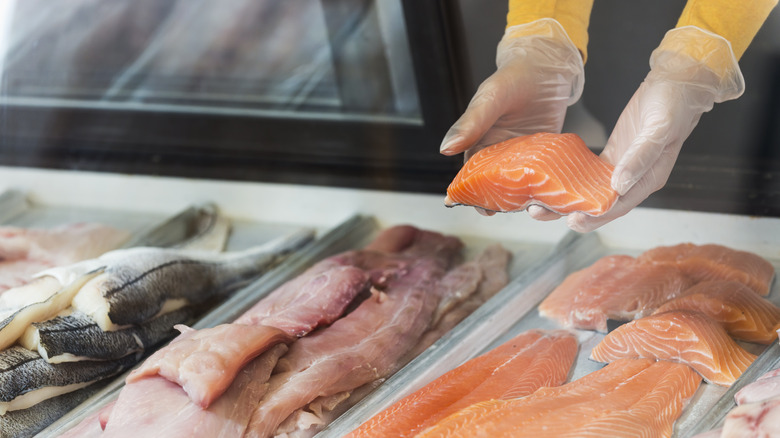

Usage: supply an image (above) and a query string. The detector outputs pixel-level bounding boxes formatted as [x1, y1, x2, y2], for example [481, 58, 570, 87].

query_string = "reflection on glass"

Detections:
[0, 0, 421, 122]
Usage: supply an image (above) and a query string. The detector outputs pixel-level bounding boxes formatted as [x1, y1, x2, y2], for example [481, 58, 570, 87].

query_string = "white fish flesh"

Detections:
[0, 270, 103, 350]
[20, 307, 199, 363]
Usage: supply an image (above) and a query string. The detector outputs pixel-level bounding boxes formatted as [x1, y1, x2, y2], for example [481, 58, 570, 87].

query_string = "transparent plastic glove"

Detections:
[568, 26, 745, 233]
[439, 18, 584, 217]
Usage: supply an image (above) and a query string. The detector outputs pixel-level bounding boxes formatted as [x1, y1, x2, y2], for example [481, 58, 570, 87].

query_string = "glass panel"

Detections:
[0, 0, 421, 122]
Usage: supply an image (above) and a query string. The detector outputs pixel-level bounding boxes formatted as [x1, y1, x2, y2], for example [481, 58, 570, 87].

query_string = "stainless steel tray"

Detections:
[322, 230, 780, 438]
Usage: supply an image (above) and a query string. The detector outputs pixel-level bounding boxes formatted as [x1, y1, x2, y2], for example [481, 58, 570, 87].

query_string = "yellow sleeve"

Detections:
[507, 0, 594, 62]
[676, 0, 778, 60]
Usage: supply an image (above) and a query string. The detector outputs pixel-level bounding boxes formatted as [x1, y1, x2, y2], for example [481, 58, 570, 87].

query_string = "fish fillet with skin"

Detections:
[0, 346, 134, 415]
[0, 222, 131, 294]
[591, 310, 757, 386]
[444, 132, 618, 216]
[539, 254, 693, 332]
[638, 243, 776, 296]
[416, 358, 700, 438]
[347, 329, 578, 438]
[654, 280, 780, 344]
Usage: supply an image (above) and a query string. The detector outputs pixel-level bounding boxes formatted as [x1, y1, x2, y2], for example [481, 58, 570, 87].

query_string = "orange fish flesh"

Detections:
[346, 329, 578, 438]
[590, 310, 757, 386]
[415, 358, 701, 438]
[444, 133, 618, 216]
[654, 280, 780, 344]
[638, 243, 775, 296]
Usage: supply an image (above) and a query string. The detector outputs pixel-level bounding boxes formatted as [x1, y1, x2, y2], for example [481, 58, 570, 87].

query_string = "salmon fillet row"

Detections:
[540, 243, 776, 334]
[347, 329, 578, 438]
[415, 358, 701, 438]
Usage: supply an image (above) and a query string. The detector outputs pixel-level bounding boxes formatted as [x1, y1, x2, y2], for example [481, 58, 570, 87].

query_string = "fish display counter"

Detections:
[0, 167, 777, 437]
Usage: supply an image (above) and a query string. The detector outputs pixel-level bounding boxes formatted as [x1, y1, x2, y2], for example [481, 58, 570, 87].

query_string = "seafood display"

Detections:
[347, 330, 578, 438]
[1, 202, 773, 438]
[81, 225, 512, 438]
[444, 133, 618, 216]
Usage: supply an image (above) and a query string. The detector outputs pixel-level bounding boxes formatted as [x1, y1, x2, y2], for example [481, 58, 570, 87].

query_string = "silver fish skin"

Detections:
[0, 381, 103, 438]
[71, 228, 315, 329]
[0, 347, 134, 413]
[23, 307, 200, 363]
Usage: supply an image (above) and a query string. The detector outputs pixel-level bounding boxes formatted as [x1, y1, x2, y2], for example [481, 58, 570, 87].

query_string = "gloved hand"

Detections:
[568, 26, 745, 233]
[439, 18, 585, 217]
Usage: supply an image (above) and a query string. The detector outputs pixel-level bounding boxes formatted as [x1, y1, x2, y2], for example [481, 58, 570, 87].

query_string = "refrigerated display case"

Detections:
[0, 1, 779, 437]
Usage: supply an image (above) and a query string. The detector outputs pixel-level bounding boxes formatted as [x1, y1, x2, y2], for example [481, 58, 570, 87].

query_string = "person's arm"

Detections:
[568, 0, 777, 233]
[676, 0, 777, 61]
[507, 0, 593, 62]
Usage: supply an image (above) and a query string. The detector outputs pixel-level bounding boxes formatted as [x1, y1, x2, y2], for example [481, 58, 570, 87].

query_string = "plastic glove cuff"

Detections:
[650, 26, 745, 103]
[499, 18, 585, 106]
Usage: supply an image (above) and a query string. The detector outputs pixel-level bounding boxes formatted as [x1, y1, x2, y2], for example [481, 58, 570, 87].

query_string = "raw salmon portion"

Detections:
[591, 310, 757, 386]
[346, 329, 577, 438]
[539, 255, 693, 332]
[416, 358, 701, 438]
[654, 281, 780, 344]
[444, 133, 618, 216]
[638, 243, 775, 296]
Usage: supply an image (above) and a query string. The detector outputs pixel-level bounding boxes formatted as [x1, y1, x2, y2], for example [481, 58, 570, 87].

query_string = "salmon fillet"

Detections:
[346, 329, 577, 438]
[638, 243, 776, 296]
[591, 310, 757, 386]
[654, 280, 780, 344]
[538, 255, 693, 332]
[444, 133, 618, 216]
[416, 358, 701, 438]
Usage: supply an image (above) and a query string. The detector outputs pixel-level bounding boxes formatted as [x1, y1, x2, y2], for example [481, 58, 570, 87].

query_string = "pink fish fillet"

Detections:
[720, 398, 780, 438]
[0, 223, 130, 293]
[539, 254, 693, 332]
[101, 344, 288, 438]
[126, 324, 292, 408]
[244, 257, 453, 438]
[735, 367, 780, 405]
